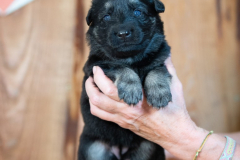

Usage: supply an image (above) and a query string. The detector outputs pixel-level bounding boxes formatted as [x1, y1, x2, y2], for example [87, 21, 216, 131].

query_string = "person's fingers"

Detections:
[164, 57, 177, 77]
[165, 57, 183, 90]
[90, 100, 137, 130]
[89, 101, 117, 122]
[164, 57, 185, 109]
[85, 77, 124, 113]
[93, 66, 120, 101]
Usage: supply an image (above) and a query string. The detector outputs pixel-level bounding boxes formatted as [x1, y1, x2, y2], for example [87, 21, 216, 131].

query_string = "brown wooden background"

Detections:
[0, 0, 239, 160]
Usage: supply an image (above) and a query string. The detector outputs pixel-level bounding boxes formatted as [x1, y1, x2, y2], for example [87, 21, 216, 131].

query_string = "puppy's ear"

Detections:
[86, 9, 93, 26]
[153, 0, 165, 13]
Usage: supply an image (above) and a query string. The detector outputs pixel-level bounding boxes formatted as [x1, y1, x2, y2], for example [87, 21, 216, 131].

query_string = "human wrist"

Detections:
[173, 128, 226, 160]
[159, 126, 226, 160]
[167, 126, 209, 160]
[154, 116, 204, 159]
[197, 132, 226, 159]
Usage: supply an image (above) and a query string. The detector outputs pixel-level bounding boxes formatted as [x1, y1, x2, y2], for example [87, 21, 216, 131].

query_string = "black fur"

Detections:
[79, 0, 172, 159]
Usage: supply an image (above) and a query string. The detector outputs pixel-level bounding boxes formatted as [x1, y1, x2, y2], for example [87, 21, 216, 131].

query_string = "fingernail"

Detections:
[93, 66, 97, 74]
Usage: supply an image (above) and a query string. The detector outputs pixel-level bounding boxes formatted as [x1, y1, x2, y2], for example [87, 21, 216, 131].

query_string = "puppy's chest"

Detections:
[130, 65, 155, 83]
[129, 59, 163, 82]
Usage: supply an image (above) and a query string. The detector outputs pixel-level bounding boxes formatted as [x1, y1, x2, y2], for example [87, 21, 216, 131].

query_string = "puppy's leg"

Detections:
[123, 141, 165, 160]
[78, 134, 119, 160]
[144, 66, 172, 108]
[100, 66, 143, 106]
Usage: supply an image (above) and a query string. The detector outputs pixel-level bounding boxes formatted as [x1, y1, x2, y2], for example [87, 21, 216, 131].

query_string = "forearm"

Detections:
[159, 126, 240, 160]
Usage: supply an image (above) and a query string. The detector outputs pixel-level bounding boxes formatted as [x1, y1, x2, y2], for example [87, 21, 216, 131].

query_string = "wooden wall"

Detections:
[0, 0, 239, 160]
[0, 0, 79, 159]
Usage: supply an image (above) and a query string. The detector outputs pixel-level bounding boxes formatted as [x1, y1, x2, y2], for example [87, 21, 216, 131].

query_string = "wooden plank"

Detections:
[72, 0, 90, 159]
[161, 0, 240, 132]
[0, 0, 77, 159]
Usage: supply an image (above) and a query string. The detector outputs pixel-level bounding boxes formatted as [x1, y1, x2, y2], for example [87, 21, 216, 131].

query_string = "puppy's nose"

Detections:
[117, 30, 131, 39]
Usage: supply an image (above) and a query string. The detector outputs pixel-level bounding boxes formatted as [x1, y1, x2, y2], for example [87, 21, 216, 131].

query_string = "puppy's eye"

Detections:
[134, 10, 142, 17]
[103, 15, 111, 21]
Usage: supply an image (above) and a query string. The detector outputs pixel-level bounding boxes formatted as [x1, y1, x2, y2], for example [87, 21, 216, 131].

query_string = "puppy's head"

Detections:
[86, 0, 165, 59]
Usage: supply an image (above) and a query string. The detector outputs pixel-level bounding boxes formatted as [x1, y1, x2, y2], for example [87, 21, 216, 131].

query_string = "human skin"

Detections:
[85, 57, 240, 160]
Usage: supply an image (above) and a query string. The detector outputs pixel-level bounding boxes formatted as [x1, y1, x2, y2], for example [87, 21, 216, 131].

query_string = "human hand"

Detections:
[85, 57, 203, 159]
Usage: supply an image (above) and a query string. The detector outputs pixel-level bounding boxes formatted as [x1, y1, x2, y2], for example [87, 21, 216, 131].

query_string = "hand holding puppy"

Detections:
[86, 57, 240, 160]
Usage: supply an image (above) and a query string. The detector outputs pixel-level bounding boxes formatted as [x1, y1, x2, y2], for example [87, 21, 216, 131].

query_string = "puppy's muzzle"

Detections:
[109, 23, 143, 49]
[112, 24, 134, 42]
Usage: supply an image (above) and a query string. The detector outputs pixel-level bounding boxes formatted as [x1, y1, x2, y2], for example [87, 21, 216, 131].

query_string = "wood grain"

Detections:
[161, 0, 240, 132]
[0, 0, 77, 159]
[72, 0, 90, 159]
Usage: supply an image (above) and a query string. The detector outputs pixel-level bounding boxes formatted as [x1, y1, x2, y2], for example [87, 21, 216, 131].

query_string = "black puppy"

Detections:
[79, 0, 172, 159]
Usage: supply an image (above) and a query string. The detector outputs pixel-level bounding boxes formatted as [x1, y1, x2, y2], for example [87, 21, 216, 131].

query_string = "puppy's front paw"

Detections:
[145, 86, 172, 108]
[144, 69, 172, 108]
[112, 68, 142, 105]
[117, 80, 143, 105]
